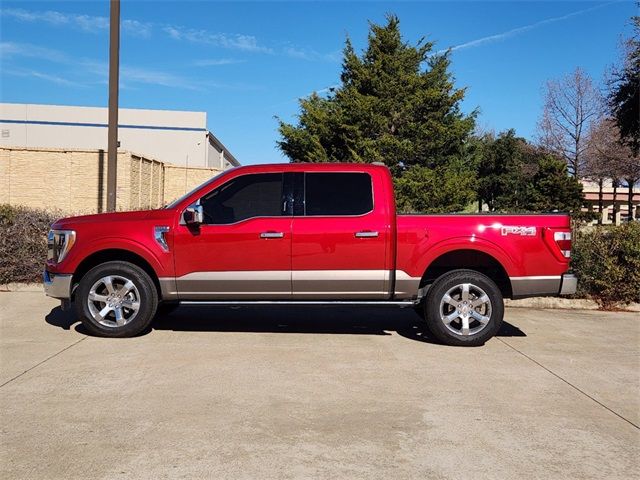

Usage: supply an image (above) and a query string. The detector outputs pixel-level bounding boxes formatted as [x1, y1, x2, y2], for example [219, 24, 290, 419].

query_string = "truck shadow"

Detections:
[45, 305, 526, 344]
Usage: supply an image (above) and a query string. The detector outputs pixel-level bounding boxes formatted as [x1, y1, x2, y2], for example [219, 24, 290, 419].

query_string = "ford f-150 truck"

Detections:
[44, 163, 576, 346]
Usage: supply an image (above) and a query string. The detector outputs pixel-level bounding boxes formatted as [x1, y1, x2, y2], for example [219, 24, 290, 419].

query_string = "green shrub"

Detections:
[0, 205, 62, 284]
[571, 222, 640, 309]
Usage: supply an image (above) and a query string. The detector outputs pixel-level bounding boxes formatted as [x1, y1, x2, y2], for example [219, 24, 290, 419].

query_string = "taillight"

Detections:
[542, 228, 572, 261]
[553, 231, 572, 258]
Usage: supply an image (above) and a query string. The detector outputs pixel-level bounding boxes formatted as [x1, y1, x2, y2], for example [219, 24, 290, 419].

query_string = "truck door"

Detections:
[291, 171, 391, 299]
[173, 172, 293, 299]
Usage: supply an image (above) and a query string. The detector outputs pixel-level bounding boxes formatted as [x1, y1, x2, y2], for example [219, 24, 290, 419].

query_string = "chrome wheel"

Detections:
[87, 275, 141, 328]
[439, 283, 492, 336]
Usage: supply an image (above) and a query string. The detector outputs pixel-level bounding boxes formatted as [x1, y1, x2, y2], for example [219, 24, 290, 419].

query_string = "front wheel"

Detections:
[75, 261, 158, 338]
[423, 269, 503, 347]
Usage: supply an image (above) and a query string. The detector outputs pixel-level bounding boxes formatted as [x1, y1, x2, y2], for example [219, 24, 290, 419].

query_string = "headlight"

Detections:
[47, 230, 76, 263]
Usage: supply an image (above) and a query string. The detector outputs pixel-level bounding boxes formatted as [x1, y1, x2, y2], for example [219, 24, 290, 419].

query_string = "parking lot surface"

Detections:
[1, 290, 638, 479]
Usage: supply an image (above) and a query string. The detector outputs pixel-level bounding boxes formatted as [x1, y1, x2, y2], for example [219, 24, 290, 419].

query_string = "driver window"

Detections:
[200, 173, 284, 224]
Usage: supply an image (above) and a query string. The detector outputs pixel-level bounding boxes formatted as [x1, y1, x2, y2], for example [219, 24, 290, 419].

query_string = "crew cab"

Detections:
[44, 163, 576, 346]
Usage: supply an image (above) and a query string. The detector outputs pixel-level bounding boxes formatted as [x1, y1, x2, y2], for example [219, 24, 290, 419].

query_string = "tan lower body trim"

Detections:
[510, 276, 561, 298]
[161, 269, 423, 301]
[291, 270, 389, 299]
[173, 271, 291, 300]
[393, 270, 422, 300]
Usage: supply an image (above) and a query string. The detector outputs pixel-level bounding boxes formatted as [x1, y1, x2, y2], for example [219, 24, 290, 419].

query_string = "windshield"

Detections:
[163, 170, 231, 209]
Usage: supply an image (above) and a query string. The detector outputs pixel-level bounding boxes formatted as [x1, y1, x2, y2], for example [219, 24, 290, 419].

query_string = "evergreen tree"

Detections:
[277, 15, 476, 212]
[477, 131, 584, 213]
[476, 130, 528, 211]
[524, 151, 584, 212]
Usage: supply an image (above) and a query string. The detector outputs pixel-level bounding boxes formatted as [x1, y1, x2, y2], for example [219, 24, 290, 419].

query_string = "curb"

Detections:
[505, 297, 640, 312]
[0, 283, 43, 293]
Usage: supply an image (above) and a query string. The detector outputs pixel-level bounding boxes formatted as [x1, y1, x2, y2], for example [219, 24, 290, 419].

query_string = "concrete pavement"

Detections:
[1, 291, 638, 479]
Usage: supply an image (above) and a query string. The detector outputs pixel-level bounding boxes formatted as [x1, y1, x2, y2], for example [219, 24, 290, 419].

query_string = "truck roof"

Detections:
[228, 162, 390, 174]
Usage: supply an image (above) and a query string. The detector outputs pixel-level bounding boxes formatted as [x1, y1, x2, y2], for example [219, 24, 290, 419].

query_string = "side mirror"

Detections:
[183, 204, 204, 225]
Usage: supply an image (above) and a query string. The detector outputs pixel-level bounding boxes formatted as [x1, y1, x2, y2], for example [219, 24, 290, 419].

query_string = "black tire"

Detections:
[424, 269, 503, 347]
[74, 261, 158, 338]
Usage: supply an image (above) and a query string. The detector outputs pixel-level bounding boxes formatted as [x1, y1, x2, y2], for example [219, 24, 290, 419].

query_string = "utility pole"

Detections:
[106, 0, 120, 212]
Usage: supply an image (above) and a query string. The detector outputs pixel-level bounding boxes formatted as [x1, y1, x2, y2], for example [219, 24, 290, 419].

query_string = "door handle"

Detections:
[260, 231, 284, 239]
[355, 231, 379, 238]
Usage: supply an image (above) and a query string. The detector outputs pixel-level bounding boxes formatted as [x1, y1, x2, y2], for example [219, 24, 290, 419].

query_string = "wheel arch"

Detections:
[71, 249, 162, 300]
[420, 249, 512, 299]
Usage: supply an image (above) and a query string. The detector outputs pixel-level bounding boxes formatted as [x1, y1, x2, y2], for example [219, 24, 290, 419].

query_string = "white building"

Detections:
[582, 180, 639, 224]
[0, 103, 240, 169]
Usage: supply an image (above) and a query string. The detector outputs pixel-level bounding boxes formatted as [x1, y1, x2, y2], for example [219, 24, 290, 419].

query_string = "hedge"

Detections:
[571, 222, 640, 309]
[1, 204, 639, 309]
[0, 205, 61, 284]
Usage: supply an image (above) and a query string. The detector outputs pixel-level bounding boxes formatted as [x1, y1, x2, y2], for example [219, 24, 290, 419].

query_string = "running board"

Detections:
[179, 300, 419, 307]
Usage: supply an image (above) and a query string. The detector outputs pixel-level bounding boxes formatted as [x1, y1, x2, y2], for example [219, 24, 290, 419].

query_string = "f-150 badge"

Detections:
[501, 226, 536, 236]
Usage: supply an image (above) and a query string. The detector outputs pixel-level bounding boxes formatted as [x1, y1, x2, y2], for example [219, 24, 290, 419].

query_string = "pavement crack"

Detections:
[497, 337, 639, 431]
[0, 337, 87, 389]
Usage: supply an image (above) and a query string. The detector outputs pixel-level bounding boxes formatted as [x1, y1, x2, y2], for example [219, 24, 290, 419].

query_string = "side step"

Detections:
[179, 300, 419, 307]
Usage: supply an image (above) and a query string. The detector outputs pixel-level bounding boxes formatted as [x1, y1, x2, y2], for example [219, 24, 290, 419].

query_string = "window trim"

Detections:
[197, 172, 291, 226]
[300, 171, 375, 218]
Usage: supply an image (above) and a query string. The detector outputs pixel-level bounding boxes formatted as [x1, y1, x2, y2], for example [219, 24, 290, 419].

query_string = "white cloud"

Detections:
[438, 1, 617, 54]
[282, 46, 340, 62]
[0, 41, 70, 63]
[122, 19, 153, 38]
[78, 59, 208, 90]
[2, 7, 337, 60]
[1, 8, 68, 25]
[1, 8, 108, 32]
[193, 58, 245, 67]
[1, 8, 150, 36]
[162, 25, 272, 53]
[120, 65, 204, 90]
[1, 42, 259, 91]
[4, 67, 86, 87]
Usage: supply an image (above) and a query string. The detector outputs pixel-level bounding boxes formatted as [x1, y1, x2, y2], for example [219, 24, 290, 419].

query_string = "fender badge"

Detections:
[501, 226, 536, 236]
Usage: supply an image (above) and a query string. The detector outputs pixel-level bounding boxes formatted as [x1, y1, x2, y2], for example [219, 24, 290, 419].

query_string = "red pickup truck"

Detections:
[44, 163, 576, 346]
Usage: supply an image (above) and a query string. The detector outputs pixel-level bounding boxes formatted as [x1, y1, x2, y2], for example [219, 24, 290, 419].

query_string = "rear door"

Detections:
[291, 171, 391, 299]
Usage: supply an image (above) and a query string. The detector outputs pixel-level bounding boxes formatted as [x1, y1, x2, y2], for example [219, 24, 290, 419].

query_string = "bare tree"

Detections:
[586, 117, 640, 222]
[537, 68, 604, 178]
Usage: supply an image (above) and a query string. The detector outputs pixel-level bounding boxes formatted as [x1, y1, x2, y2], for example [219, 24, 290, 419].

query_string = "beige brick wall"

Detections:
[163, 163, 221, 204]
[0, 147, 222, 214]
[0, 148, 11, 205]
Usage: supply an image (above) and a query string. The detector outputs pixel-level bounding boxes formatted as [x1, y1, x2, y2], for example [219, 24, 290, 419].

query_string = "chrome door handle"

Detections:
[355, 231, 379, 238]
[260, 231, 284, 239]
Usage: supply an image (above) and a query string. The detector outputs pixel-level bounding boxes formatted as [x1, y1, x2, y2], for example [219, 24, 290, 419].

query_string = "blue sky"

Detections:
[0, 1, 636, 165]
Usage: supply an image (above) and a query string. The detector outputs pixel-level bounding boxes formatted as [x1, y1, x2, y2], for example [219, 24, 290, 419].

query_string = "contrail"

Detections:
[438, 1, 619, 54]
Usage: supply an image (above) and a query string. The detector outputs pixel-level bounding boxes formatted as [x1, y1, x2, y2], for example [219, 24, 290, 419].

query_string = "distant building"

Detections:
[582, 180, 639, 224]
[0, 103, 240, 170]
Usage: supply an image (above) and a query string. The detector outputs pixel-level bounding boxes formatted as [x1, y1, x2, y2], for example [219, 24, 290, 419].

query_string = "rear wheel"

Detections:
[424, 269, 503, 346]
[75, 261, 158, 338]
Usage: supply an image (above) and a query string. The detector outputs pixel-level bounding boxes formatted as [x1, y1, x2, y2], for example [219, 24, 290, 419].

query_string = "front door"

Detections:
[173, 172, 292, 299]
[291, 171, 391, 299]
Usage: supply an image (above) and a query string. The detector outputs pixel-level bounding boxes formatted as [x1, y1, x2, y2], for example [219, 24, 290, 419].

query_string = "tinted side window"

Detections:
[305, 173, 373, 216]
[201, 173, 283, 224]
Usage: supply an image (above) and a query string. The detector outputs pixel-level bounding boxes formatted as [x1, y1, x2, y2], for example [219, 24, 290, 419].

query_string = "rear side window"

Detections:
[200, 173, 283, 224]
[305, 172, 373, 216]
